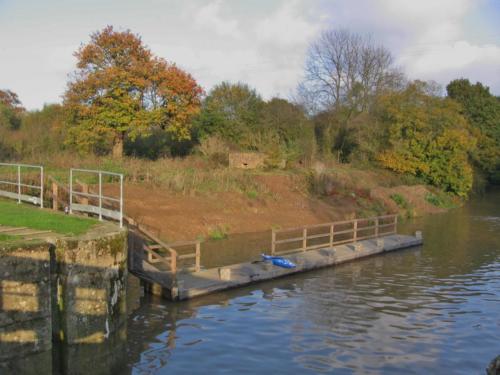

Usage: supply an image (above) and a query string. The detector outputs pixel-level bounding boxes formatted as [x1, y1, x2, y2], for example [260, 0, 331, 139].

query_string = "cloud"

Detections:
[154, 0, 327, 100]
[254, 0, 323, 47]
[325, 0, 500, 93]
[192, 0, 242, 38]
[402, 41, 500, 75]
[0, 0, 498, 109]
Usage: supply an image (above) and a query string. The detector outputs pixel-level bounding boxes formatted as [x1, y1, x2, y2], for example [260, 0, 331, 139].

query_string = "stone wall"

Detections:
[0, 223, 128, 375]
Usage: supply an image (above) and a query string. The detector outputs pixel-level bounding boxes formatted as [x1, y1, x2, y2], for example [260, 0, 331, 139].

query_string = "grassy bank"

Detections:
[0, 199, 97, 235]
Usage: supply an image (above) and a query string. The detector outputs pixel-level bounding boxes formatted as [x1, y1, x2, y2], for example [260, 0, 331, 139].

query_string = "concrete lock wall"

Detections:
[0, 225, 128, 375]
[0, 243, 53, 375]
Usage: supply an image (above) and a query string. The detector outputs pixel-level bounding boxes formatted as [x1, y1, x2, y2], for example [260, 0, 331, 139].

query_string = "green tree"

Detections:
[0, 89, 24, 111]
[64, 26, 202, 158]
[446, 79, 500, 183]
[260, 98, 315, 162]
[0, 103, 21, 130]
[0, 104, 67, 159]
[0, 89, 23, 130]
[377, 81, 475, 196]
[195, 82, 264, 144]
[312, 108, 362, 162]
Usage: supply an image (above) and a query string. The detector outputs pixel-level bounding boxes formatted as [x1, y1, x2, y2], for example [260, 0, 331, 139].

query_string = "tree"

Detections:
[0, 103, 21, 130]
[312, 108, 359, 162]
[0, 89, 24, 131]
[446, 79, 500, 183]
[195, 82, 264, 144]
[377, 81, 475, 196]
[260, 98, 316, 162]
[297, 29, 404, 163]
[0, 89, 24, 112]
[298, 29, 403, 114]
[64, 26, 202, 158]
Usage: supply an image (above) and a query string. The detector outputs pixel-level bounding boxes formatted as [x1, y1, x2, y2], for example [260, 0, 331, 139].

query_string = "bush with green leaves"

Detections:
[390, 193, 409, 209]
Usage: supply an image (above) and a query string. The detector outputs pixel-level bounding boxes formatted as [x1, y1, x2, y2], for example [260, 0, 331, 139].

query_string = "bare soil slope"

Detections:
[122, 174, 384, 241]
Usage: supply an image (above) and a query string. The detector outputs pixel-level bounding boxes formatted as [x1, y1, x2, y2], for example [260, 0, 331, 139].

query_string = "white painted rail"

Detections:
[69, 168, 124, 227]
[0, 163, 43, 207]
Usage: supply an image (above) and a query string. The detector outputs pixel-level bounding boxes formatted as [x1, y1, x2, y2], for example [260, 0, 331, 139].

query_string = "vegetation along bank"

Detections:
[1, 27, 499, 240]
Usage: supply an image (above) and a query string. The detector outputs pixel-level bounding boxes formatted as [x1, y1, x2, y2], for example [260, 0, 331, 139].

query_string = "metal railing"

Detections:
[0, 163, 43, 207]
[69, 168, 124, 227]
[271, 214, 398, 256]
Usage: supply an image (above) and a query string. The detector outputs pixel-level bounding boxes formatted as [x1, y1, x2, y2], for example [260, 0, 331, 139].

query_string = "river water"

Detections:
[122, 189, 500, 374]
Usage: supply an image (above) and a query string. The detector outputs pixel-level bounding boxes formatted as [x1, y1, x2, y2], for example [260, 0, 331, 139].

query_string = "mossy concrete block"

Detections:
[0, 243, 52, 369]
[219, 268, 231, 280]
[0, 349, 52, 375]
[349, 243, 363, 251]
[59, 325, 127, 375]
[0, 223, 128, 375]
[55, 229, 128, 347]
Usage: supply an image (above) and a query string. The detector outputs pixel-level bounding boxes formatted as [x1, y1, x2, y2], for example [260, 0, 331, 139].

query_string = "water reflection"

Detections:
[123, 189, 500, 374]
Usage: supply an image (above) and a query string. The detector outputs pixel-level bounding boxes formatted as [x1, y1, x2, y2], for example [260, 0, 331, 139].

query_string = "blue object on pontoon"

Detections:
[261, 254, 296, 268]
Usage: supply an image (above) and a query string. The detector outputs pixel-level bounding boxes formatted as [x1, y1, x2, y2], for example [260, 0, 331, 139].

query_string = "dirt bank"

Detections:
[120, 174, 445, 242]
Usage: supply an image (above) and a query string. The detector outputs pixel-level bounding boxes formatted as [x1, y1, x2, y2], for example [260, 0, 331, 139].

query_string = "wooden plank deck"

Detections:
[130, 232, 423, 301]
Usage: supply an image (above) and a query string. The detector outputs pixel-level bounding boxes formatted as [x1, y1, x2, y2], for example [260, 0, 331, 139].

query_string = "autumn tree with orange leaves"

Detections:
[64, 26, 203, 158]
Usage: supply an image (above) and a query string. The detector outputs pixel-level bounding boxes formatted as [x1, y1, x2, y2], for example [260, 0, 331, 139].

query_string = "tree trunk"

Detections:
[112, 132, 124, 159]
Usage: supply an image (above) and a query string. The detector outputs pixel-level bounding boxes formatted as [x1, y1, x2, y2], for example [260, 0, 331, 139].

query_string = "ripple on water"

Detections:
[124, 194, 500, 375]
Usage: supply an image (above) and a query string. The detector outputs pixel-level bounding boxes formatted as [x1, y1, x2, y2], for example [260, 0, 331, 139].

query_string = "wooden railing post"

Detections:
[394, 215, 398, 234]
[195, 241, 201, 272]
[81, 182, 89, 206]
[375, 217, 379, 237]
[353, 220, 358, 242]
[329, 224, 334, 247]
[302, 228, 307, 251]
[52, 182, 58, 211]
[171, 251, 177, 274]
[271, 229, 276, 255]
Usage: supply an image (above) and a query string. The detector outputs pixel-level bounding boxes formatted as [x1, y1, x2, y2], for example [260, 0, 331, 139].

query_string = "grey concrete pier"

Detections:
[135, 232, 422, 301]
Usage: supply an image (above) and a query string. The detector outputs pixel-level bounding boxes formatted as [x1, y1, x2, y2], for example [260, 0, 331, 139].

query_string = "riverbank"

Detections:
[118, 162, 457, 242]
[122, 188, 500, 374]
[15, 154, 459, 242]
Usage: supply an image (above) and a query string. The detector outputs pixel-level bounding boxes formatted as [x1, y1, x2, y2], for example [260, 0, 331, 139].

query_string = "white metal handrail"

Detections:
[69, 168, 124, 227]
[0, 163, 43, 207]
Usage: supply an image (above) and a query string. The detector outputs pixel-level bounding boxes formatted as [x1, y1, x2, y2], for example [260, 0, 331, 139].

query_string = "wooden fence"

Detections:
[143, 240, 201, 274]
[124, 216, 201, 274]
[271, 214, 398, 256]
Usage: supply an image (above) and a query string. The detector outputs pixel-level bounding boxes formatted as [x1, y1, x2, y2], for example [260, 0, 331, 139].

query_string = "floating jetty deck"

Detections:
[173, 233, 422, 300]
[128, 215, 423, 301]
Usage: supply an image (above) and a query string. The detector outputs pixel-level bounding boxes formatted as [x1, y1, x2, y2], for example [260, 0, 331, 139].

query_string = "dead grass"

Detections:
[19, 152, 270, 196]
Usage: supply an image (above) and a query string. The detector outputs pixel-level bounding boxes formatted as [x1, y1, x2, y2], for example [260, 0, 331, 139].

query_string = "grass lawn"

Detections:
[0, 234, 16, 242]
[0, 199, 97, 235]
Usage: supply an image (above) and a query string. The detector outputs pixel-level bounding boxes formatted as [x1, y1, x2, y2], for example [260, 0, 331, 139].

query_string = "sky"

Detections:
[0, 0, 499, 110]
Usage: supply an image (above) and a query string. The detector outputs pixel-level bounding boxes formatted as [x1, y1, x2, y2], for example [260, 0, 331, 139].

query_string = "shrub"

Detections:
[390, 193, 409, 209]
[246, 190, 258, 199]
[425, 192, 456, 209]
[197, 136, 229, 166]
[208, 224, 229, 240]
